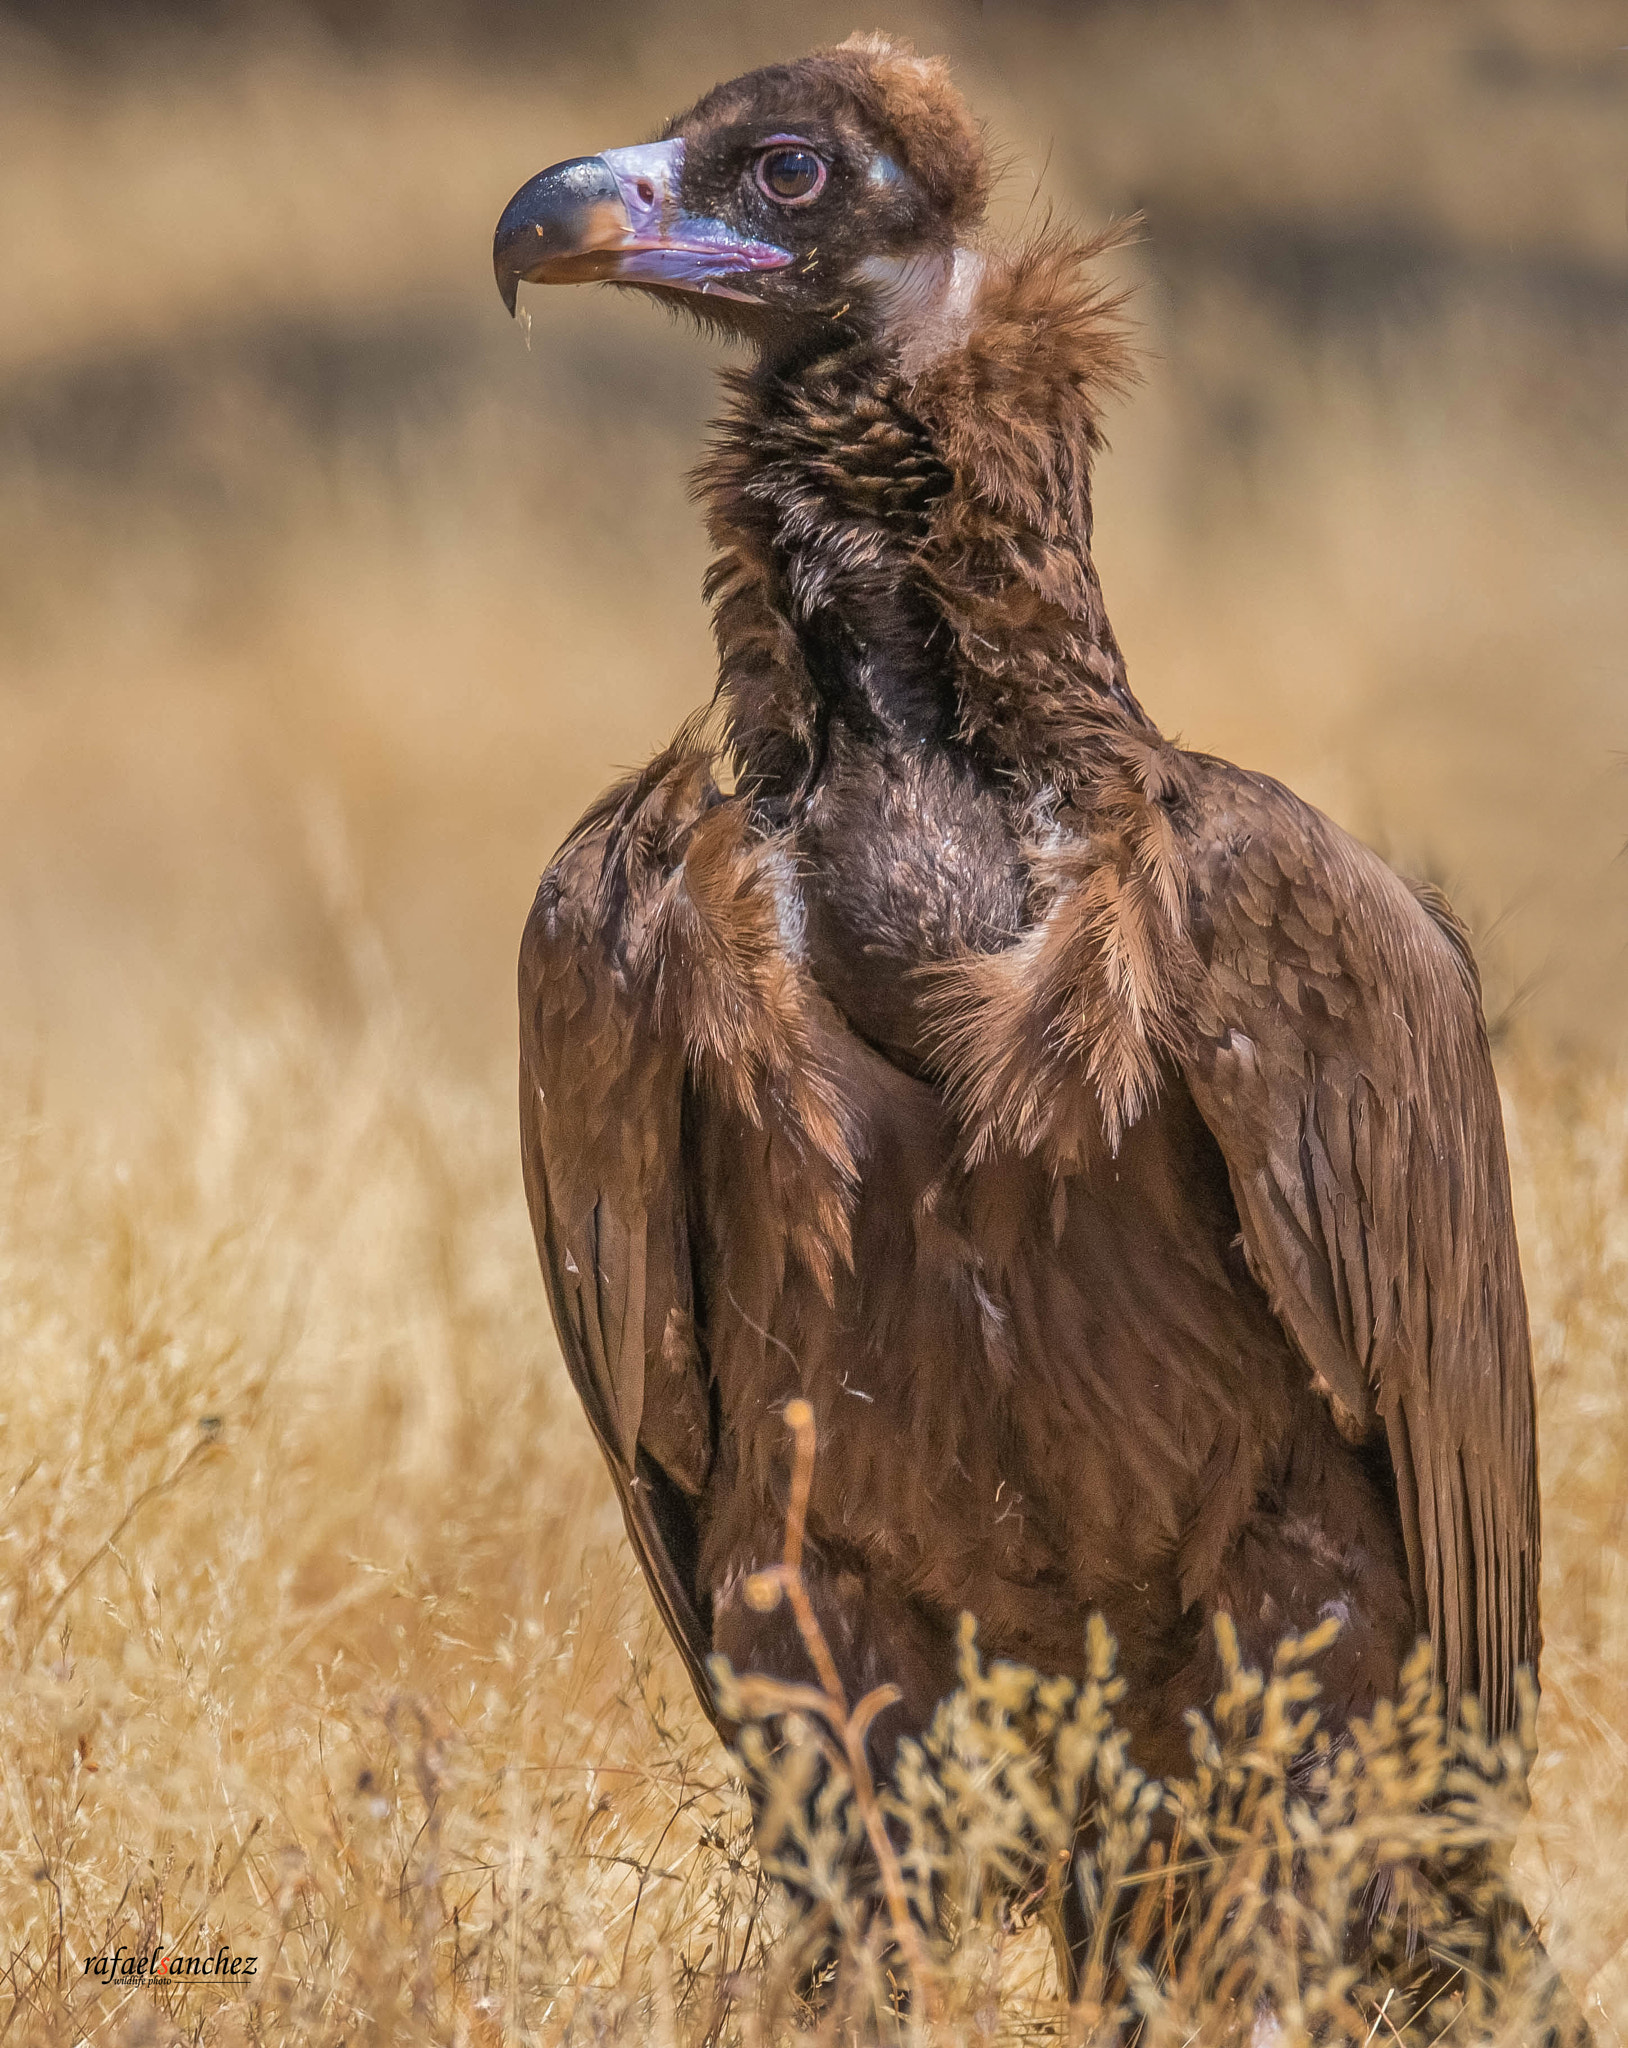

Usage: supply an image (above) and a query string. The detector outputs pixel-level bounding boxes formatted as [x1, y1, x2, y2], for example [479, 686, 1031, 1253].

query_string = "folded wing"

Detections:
[519, 745, 721, 1714]
[519, 732, 861, 1726]
[1178, 761, 1540, 1733]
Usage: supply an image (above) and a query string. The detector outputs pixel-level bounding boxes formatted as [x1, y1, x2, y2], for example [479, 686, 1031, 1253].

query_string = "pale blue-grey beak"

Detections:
[494, 139, 793, 314]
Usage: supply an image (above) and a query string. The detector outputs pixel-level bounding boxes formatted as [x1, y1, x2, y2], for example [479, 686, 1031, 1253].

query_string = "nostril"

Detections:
[636, 179, 656, 205]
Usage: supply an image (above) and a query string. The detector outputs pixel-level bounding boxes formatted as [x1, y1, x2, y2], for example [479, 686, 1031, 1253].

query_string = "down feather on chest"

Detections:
[792, 725, 1031, 1069]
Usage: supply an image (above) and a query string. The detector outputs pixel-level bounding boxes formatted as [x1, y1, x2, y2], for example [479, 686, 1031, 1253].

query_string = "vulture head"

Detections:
[493, 36, 991, 363]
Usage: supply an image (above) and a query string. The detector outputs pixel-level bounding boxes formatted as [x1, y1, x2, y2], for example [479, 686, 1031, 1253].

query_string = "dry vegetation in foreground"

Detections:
[0, 1009, 1624, 2043]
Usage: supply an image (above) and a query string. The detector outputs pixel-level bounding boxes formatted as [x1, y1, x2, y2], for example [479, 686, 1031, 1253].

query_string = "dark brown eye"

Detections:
[754, 146, 826, 206]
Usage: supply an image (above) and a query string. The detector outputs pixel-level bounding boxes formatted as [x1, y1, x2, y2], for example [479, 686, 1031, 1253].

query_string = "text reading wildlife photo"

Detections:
[498, 34, 1545, 1996]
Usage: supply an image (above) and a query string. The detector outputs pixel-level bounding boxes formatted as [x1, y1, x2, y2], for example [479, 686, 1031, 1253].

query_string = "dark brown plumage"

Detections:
[498, 29, 1541, 1951]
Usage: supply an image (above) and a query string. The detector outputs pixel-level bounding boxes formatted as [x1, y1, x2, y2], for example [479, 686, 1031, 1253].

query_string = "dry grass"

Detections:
[0, 0, 1624, 2039]
[0, 999, 757, 2042]
[0, 1023, 1624, 2041]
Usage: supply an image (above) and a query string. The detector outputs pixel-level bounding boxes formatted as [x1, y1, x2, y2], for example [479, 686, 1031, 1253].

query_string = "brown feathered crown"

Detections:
[811, 34, 992, 231]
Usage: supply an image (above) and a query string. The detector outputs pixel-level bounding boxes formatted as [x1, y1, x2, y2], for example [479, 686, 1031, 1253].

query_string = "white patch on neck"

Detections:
[856, 245, 985, 379]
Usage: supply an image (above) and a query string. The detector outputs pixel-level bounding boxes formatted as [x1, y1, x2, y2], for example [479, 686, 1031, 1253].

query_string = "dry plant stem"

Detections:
[761, 1399, 843, 1707]
[744, 1399, 939, 2020]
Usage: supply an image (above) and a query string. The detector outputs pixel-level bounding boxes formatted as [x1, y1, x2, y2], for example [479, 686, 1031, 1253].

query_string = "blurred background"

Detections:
[1, 7, 1625, 2030]
[1, 0, 1624, 1104]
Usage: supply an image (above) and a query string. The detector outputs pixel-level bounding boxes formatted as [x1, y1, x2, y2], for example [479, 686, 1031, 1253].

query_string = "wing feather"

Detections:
[518, 746, 721, 1720]
[1179, 762, 1539, 1733]
[517, 734, 859, 1733]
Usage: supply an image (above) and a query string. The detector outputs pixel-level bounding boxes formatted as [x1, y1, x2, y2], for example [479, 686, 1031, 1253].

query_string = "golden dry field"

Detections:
[0, 0, 1625, 2039]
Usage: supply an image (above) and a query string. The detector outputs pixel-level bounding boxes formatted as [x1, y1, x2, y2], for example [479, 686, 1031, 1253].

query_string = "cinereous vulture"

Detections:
[494, 29, 1545, 1971]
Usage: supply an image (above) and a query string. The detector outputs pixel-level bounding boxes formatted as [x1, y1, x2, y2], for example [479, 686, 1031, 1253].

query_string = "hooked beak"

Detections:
[493, 139, 793, 315]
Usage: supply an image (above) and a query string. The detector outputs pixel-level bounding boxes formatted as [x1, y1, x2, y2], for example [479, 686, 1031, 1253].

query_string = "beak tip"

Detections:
[493, 156, 625, 319]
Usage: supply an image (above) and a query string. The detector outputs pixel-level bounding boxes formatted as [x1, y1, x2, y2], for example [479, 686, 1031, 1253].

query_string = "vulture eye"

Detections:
[754, 145, 826, 206]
